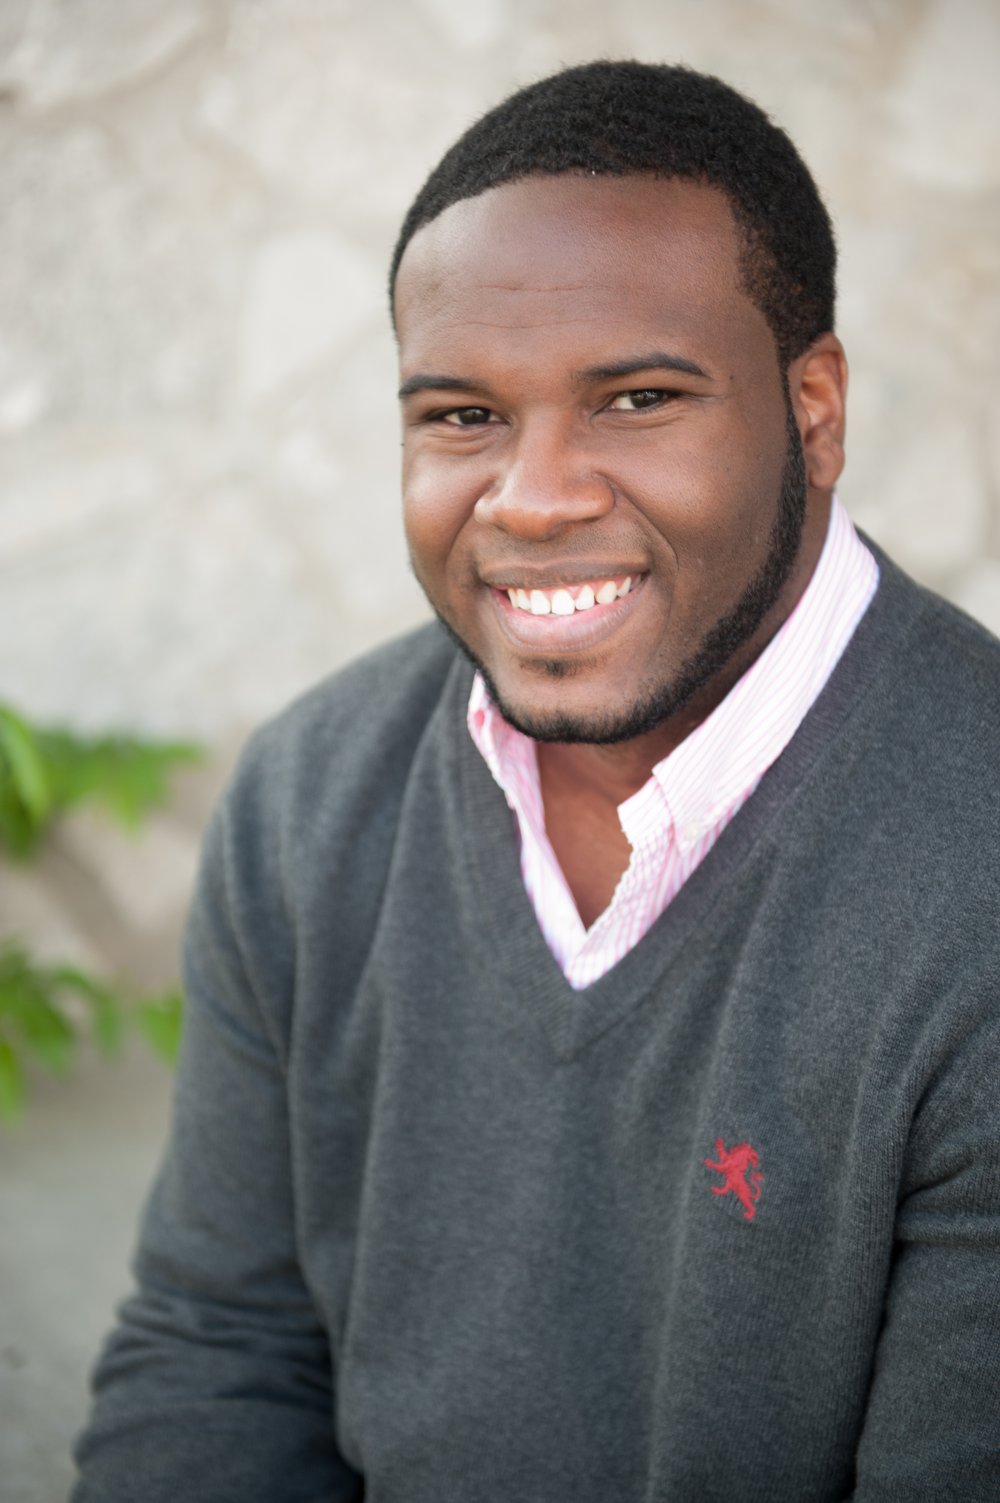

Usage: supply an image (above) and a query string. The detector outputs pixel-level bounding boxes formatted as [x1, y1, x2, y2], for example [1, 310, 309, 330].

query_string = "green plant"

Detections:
[0, 704, 200, 859]
[0, 943, 183, 1122]
[0, 701, 200, 1123]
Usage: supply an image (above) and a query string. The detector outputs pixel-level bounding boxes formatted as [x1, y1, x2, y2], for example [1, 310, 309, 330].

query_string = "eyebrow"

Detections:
[398, 373, 485, 400]
[397, 351, 712, 402]
[576, 351, 712, 383]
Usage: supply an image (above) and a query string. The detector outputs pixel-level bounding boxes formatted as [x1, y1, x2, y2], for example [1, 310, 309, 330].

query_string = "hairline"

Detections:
[389, 166, 814, 369]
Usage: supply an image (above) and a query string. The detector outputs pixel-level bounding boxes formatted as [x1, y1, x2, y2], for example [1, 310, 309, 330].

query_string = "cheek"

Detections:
[618, 428, 753, 549]
[619, 411, 784, 608]
[402, 449, 480, 577]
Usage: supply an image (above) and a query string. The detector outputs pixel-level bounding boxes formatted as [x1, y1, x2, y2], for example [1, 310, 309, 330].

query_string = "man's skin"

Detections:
[396, 175, 847, 925]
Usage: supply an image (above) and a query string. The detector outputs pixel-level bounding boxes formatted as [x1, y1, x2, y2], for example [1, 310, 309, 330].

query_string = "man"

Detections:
[74, 62, 1000, 1501]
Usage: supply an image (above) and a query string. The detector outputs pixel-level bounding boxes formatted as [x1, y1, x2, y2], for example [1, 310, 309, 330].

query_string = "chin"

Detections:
[483, 670, 693, 746]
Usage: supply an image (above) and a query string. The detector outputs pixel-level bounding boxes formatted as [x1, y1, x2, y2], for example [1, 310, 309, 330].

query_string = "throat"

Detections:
[537, 744, 634, 928]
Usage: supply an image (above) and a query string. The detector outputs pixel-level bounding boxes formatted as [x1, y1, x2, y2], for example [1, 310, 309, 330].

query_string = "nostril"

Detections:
[474, 473, 615, 537]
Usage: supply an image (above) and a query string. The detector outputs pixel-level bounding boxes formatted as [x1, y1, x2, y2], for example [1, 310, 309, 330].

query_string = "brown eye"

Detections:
[441, 406, 494, 426]
[607, 389, 672, 411]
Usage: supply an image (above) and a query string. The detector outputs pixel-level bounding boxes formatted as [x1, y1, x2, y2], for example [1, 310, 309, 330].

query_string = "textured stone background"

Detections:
[0, 1, 997, 1497]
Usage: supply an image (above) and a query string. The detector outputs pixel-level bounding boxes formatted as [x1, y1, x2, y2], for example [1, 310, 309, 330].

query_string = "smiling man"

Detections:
[74, 63, 1000, 1502]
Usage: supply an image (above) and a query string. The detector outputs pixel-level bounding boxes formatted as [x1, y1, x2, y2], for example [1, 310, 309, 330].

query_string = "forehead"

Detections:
[394, 174, 770, 372]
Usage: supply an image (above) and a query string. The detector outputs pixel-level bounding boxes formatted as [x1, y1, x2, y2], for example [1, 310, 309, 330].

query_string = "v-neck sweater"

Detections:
[74, 547, 1000, 1503]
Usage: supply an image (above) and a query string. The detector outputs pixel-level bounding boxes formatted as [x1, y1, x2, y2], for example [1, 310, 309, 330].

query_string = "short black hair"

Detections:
[390, 60, 835, 367]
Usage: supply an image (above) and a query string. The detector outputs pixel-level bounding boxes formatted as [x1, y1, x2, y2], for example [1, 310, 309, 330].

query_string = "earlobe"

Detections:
[789, 333, 848, 492]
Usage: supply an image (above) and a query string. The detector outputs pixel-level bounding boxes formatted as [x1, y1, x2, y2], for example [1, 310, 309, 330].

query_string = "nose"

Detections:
[473, 419, 614, 540]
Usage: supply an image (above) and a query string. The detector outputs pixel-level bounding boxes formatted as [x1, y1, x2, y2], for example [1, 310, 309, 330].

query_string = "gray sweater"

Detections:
[73, 551, 1000, 1501]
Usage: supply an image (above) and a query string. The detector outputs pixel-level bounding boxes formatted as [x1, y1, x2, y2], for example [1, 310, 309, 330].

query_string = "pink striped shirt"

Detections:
[468, 496, 879, 989]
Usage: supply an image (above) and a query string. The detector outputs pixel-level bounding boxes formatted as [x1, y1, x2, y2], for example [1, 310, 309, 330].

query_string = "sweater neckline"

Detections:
[463, 497, 878, 988]
[450, 544, 924, 1061]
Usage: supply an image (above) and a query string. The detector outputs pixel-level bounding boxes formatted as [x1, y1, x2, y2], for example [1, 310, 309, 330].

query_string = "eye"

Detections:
[438, 406, 497, 427]
[606, 388, 676, 412]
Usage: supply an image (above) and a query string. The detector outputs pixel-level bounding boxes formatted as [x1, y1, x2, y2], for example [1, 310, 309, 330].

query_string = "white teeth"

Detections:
[505, 577, 637, 614]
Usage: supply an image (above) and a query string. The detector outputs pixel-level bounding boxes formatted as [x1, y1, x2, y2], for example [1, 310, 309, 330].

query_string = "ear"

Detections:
[787, 333, 847, 492]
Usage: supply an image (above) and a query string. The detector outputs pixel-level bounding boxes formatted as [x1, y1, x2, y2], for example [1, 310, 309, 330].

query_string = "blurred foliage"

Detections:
[0, 701, 199, 1124]
[0, 702, 200, 858]
[0, 943, 183, 1123]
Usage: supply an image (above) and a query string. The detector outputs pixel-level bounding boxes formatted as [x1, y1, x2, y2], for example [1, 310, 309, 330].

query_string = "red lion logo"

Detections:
[704, 1138, 763, 1221]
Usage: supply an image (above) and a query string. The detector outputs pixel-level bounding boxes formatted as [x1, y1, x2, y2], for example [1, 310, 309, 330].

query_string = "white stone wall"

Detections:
[1, 0, 998, 983]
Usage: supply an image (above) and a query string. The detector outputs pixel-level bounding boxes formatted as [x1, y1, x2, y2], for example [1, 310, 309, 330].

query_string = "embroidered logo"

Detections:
[704, 1138, 763, 1221]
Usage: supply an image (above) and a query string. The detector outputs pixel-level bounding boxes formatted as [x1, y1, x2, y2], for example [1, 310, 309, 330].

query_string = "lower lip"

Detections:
[489, 579, 646, 652]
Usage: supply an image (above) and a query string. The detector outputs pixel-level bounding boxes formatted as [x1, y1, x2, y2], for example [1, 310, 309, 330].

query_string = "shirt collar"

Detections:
[468, 495, 878, 849]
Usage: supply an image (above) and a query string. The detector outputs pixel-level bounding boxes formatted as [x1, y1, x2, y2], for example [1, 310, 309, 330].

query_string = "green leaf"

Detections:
[0, 707, 51, 819]
[0, 941, 27, 1002]
[0, 702, 201, 859]
[49, 963, 110, 1000]
[0, 781, 40, 858]
[0, 708, 52, 855]
[39, 732, 201, 831]
[0, 941, 183, 1125]
[6, 981, 75, 1073]
[51, 965, 125, 1057]
[0, 1039, 24, 1122]
[132, 990, 184, 1064]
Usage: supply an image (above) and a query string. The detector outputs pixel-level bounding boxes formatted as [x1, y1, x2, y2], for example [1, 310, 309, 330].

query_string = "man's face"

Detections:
[395, 175, 821, 745]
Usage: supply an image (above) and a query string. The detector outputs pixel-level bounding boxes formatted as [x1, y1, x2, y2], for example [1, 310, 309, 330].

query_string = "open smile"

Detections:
[502, 573, 638, 616]
[488, 573, 648, 652]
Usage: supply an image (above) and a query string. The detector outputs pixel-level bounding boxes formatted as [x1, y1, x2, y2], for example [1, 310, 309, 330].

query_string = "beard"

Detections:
[435, 396, 809, 746]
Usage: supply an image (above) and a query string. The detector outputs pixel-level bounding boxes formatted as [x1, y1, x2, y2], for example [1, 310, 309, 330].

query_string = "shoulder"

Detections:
[208, 622, 469, 903]
[250, 619, 461, 765]
[180, 622, 468, 1040]
[233, 621, 461, 803]
[893, 558, 1000, 686]
[786, 542, 999, 898]
[861, 546, 1000, 769]
[815, 545, 1000, 919]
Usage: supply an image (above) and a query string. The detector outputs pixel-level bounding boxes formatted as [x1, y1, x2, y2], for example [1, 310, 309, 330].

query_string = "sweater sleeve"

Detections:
[851, 994, 1000, 1500]
[71, 786, 363, 1503]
